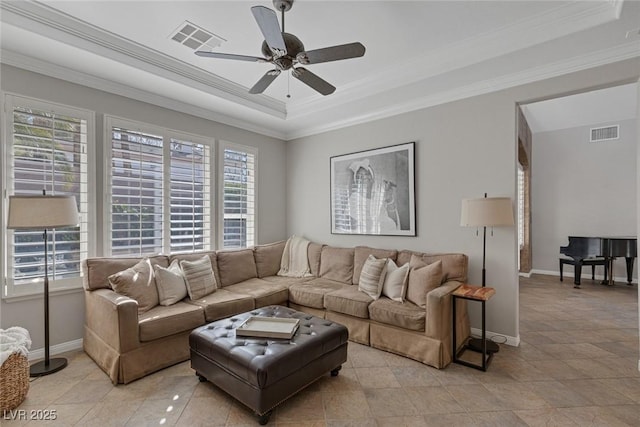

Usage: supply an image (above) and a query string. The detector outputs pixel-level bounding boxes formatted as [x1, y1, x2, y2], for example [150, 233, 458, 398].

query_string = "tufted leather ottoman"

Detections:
[189, 305, 348, 424]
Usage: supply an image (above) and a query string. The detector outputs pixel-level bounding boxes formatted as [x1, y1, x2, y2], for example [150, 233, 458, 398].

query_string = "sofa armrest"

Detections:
[84, 288, 140, 353]
[424, 280, 467, 340]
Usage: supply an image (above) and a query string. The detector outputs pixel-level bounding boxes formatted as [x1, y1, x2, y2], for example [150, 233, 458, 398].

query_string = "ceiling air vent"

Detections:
[590, 125, 619, 143]
[170, 21, 226, 51]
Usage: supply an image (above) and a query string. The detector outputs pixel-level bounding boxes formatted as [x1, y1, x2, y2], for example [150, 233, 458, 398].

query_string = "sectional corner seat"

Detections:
[82, 241, 471, 384]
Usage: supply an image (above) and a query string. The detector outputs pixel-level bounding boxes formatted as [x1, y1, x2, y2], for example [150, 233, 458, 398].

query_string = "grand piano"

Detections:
[560, 236, 637, 287]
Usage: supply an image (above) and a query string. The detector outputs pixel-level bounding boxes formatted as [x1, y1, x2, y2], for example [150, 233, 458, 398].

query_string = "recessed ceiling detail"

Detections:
[170, 21, 225, 51]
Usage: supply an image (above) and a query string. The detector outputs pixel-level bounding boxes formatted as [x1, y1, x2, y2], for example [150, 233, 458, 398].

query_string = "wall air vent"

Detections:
[590, 125, 619, 143]
[170, 21, 226, 51]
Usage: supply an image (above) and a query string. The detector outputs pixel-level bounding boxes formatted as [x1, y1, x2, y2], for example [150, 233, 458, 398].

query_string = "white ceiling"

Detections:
[522, 82, 638, 134]
[1, 0, 639, 140]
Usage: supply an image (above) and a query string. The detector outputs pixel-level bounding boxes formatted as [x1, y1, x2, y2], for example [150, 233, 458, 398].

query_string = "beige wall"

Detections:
[0, 64, 288, 351]
[286, 58, 640, 343]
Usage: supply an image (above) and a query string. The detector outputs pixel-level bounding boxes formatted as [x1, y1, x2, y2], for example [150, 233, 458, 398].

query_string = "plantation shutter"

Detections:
[110, 127, 164, 256]
[7, 101, 89, 285]
[222, 147, 255, 248]
[169, 139, 211, 253]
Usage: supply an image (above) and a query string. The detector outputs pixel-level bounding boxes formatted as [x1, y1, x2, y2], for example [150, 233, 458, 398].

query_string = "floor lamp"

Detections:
[460, 193, 514, 354]
[7, 193, 79, 376]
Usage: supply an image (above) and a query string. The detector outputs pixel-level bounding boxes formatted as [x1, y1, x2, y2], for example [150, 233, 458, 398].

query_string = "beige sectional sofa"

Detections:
[82, 241, 470, 384]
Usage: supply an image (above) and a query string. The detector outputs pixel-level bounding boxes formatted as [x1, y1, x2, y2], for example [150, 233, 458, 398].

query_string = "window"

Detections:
[517, 165, 525, 250]
[3, 95, 93, 296]
[105, 117, 213, 257]
[220, 142, 256, 248]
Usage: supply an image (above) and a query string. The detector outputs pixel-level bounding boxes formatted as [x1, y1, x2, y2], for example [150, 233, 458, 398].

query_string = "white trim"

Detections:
[518, 271, 532, 278]
[28, 338, 83, 362]
[469, 327, 519, 348]
[530, 268, 638, 284]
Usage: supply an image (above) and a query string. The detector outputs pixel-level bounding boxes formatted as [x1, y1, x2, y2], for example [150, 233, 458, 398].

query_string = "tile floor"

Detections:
[3, 274, 639, 426]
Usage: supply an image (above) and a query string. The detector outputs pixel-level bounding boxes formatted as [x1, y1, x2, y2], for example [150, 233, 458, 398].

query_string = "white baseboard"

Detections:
[519, 271, 532, 278]
[470, 327, 519, 347]
[530, 269, 637, 284]
[28, 339, 83, 362]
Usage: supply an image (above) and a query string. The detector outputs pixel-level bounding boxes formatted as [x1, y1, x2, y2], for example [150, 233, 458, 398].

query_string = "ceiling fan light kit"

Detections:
[195, 0, 365, 96]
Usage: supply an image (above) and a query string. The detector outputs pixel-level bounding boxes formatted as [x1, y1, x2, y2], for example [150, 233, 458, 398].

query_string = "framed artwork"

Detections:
[330, 142, 416, 236]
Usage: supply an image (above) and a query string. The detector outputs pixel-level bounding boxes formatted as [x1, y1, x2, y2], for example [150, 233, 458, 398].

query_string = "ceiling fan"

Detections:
[195, 0, 365, 96]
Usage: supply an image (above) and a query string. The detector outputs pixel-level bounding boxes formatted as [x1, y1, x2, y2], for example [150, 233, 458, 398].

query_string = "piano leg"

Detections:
[605, 258, 615, 286]
[625, 257, 635, 285]
[573, 262, 582, 288]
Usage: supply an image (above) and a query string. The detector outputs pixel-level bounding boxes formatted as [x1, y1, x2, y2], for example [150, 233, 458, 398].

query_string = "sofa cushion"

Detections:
[319, 246, 354, 285]
[260, 275, 314, 288]
[217, 249, 258, 286]
[223, 278, 289, 307]
[288, 278, 348, 309]
[353, 246, 397, 285]
[108, 258, 159, 314]
[254, 241, 286, 278]
[84, 255, 168, 291]
[180, 256, 218, 300]
[368, 297, 425, 332]
[154, 260, 188, 306]
[138, 302, 205, 342]
[381, 259, 410, 302]
[170, 252, 220, 291]
[185, 288, 254, 322]
[406, 257, 443, 309]
[358, 255, 387, 300]
[307, 242, 324, 277]
[325, 286, 373, 319]
[397, 250, 468, 283]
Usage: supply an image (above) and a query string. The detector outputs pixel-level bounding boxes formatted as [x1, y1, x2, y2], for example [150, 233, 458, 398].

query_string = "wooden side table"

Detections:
[452, 284, 496, 371]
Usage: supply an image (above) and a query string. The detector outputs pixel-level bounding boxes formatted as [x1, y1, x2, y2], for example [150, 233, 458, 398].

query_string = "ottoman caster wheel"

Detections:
[258, 410, 272, 425]
[330, 366, 342, 377]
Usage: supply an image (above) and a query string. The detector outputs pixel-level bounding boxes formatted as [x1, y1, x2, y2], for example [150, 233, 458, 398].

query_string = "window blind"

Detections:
[110, 127, 164, 256]
[8, 104, 89, 284]
[169, 139, 211, 253]
[222, 148, 255, 248]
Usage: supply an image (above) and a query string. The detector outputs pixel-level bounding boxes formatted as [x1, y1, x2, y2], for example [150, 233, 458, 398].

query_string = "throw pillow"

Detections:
[108, 258, 159, 314]
[154, 260, 188, 306]
[180, 255, 217, 300]
[358, 255, 387, 300]
[406, 256, 443, 309]
[381, 259, 410, 302]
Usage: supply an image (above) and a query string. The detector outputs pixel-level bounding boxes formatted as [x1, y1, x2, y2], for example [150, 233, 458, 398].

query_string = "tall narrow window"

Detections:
[110, 127, 164, 256]
[4, 96, 91, 295]
[169, 138, 211, 253]
[517, 165, 525, 249]
[222, 144, 256, 248]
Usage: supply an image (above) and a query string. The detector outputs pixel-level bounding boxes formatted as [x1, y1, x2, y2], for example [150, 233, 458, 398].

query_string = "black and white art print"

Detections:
[330, 142, 416, 236]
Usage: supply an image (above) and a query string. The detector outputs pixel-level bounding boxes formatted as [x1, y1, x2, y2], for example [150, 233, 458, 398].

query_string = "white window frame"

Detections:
[218, 140, 258, 249]
[103, 116, 215, 256]
[2, 93, 96, 299]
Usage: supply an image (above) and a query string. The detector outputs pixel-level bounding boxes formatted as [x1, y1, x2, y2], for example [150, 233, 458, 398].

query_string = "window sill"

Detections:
[2, 285, 84, 303]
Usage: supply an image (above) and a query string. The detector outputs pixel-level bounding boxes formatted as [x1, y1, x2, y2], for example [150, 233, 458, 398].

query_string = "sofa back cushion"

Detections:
[307, 242, 324, 277]
[108, 258, 159, 314]
[83, 255, 169, 291]
[254, 241, 286, 278]
[397, 250, 468, 283]
[170, 252, 220, 288]
[319, 246, 354, 285]
[353, 246, 398, 285]
[217, 248, 258, 286]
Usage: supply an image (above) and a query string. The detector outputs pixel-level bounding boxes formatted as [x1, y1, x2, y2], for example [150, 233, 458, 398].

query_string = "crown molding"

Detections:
[0, 50, 288, 140]
[287, 1, 621, 120]
[0, 0, 286, 119]
[284, 42, 640, 140]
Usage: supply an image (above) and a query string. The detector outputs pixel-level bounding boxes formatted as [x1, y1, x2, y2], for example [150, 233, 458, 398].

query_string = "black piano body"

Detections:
[560, 236, 637, 287]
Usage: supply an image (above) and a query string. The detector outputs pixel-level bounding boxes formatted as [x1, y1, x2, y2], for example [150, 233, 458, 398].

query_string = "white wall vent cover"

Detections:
[170, 21, 226, 51]
[590, 125, 619, 142]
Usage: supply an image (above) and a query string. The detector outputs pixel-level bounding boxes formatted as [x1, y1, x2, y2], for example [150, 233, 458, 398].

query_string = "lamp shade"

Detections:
[7, 195, 79, 229]
[460, 197, 514, 227]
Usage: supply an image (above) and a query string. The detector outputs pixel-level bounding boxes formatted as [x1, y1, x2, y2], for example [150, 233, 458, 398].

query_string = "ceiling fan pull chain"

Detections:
[287, 71, 291, 98]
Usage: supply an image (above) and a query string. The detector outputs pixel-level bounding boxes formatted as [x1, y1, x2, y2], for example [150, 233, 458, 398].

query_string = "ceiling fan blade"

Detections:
[249, 69, 281, 94]
[195, 51, 266, 62]
[251, 6, 286, 56]
[292, 67, 336, 96]
[297, 42, 365, 65]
